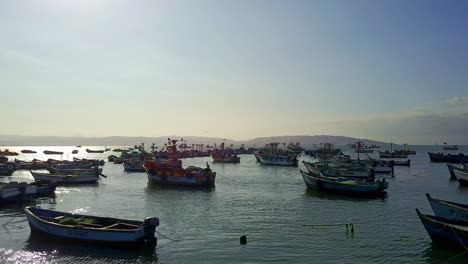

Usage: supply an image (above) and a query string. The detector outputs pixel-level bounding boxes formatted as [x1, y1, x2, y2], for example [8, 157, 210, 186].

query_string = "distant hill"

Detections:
[0, 134, 389, 148]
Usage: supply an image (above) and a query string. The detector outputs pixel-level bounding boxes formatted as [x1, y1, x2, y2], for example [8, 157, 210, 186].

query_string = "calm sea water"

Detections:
[1, 145, 468, 263]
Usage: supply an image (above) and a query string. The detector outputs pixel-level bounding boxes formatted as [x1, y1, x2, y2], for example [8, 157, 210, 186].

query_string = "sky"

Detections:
[1, 0, 468, 144]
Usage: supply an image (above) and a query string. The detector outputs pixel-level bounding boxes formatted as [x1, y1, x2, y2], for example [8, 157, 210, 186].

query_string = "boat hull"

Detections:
[453, 170, 468, 186]
[416, 209, 468, 249]
[30, 171, 99, 184]
[24, 207, 157, 245]
[300, 170, 388, 197]
[147, 173, 215, 187]
[426, 193, 468, 222]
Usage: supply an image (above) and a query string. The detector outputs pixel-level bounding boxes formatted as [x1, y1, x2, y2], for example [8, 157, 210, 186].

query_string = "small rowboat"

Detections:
[300, 170, 388, 197]
[21, 149, 37, 154]
[415, 209, 468, 249]
[30, 171, 101, 184]
[24, 207, 159, 245]
[124, 162, 146, 172]
[0, 182, 56, 203]
[86, 149, 105, 153]
[44, 150, 64, 155]
[426, 193, 468, 222]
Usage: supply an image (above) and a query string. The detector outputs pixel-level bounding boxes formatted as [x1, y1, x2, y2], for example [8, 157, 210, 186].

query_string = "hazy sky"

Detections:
[1, 0, 467, 144]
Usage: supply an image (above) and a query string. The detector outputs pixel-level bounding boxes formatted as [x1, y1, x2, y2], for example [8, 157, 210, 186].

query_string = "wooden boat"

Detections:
[0, 156, 7, 163]
[0, 163, 15, 176]
[43, 150, 64, 155]
[257, 153, 298, 166]
[443, 143, 459, 151]
[453, 170, 468, 186]
[211, 143, 240, 163]
[51, 167, 103, 175]
[72, 150, 79, 154]
[302, 161, 370, 179]
[123, 161, 146, 172]
[0, 149, 19, 156]
[73, 158, 105, 166]
[429, 152, 468, 163]
[415, 209, 468, 249]
[300, 170, 388, 196]
[378, 151, 408, 159]
[390, 159, 411, 166]
[356, 148, 373, 154]
[30, 171, 101, 184]
[144, 139, 216, 187]
[24, 207, 159, 245]
[86, 149, 105, 153]
[0, 181, 56, 202]
[255, 144, 298, 166]
[21, 149, 37, 154]
[76, 145, 82, 148]
[426, 193, 468, 222]
[447, 163, 468, 179]
[14, 159, 48, 170]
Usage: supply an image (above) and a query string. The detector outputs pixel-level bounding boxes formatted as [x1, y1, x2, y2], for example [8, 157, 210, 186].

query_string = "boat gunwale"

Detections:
[25, 207, 144, 233]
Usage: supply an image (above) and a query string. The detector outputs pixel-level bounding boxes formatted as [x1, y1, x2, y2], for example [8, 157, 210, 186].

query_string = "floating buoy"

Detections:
[240, 235, 247, 245]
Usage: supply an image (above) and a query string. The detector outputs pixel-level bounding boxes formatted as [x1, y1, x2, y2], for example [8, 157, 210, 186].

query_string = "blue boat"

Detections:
[1, 182, 56, 203]
[24, 207, 159, 245]
[428, 152, 468, 163]
[426, 193, 468, 222]
[0, 162, 15, 176]
[416, 209, 468, 249]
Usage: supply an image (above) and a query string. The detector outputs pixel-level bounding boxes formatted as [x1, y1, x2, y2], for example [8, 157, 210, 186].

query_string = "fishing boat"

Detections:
[378, 142, 408, 158]
[0, 156, 7, 163]
[415, 209, 468, 249]
[14, 159, 48, 170]
[442, 143, 459, 151]
[302, 161, 370, 179]
[21, 149, 37, 154]
[211, 143, 240, 163]
[0, 163, 15, 176]
[72, 150, 79, 154]
[0, 149, 19, 156]
[144, 139, 216, 187]
[390, 159, 411, 166]
[30, 171, 102, 184]
[300, 170, 388, 197]
[453, 170, 468, 186]
[0, 181, 56, 203]
[50, 167, 103, 175]
[24, 207, 159, 245]
[429, 152, 468, 163]
[123, 161, 146, 172]
[447, 163, 468, 179]
[73, 158, 105, 166]
[257, 153, 298, 166]
[43, 150, 64, 155]
[86, 149, 105, 153]
[425, 193, 468, 222]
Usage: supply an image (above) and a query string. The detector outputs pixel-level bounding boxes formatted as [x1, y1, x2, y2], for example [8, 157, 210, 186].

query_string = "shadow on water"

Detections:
[423, 242, 468, 264]
[303, 188, 388, 201]
[24, 234, 159, 263]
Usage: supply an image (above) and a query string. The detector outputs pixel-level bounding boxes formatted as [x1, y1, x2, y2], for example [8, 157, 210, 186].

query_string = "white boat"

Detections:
[30, 171, 100, 184]
[453, 169, 468, 186]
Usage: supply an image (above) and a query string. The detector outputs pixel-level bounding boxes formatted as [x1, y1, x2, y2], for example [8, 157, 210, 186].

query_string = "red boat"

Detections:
[144, 139, 216, 187]
[211, 143, 240, 163]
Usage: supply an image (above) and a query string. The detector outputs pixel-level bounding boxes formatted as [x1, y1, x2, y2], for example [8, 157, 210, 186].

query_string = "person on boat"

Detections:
[205, 162, 211, 172]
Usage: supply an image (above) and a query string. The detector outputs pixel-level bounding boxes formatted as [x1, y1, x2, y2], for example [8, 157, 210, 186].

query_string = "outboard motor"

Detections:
[143, 217, 160, 244]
